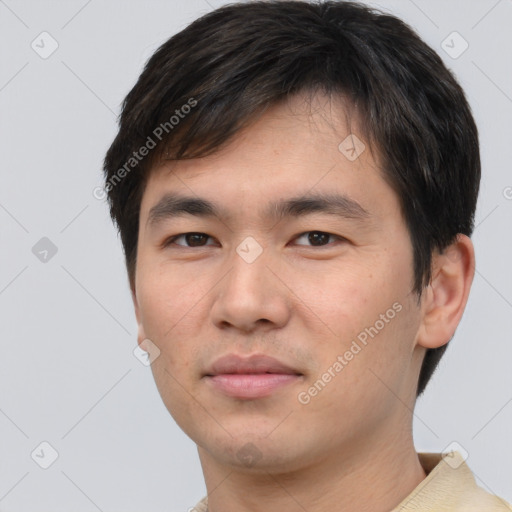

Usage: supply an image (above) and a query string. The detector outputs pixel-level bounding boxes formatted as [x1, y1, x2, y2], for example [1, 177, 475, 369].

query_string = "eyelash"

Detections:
[162, 231, 346, 249]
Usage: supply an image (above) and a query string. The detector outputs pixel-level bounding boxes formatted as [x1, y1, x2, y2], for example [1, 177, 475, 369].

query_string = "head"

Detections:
[104, 0, 479, 471]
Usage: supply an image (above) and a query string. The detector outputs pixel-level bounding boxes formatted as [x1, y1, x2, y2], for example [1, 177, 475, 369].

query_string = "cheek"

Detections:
[290, 257, 404, 345]
[137, 261, 201, 332]
[297, 255, 418, 392]
[137, 271, 202, 426]
[136, 267, 203, 375]
[296, 300, 421, 442]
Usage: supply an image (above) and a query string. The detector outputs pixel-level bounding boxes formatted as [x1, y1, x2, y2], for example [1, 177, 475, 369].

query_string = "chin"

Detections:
[194, 427, 321, 474]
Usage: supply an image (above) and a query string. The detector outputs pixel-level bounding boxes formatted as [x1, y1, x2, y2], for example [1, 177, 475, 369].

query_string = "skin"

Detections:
[132, 92, 475, 512]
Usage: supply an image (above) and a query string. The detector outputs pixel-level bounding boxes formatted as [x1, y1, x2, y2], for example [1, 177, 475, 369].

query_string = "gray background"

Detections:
[1, 0, 511, 510]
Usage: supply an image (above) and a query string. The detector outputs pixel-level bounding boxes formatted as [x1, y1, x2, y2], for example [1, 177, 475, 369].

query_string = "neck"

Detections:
[198, 425, 427, 512]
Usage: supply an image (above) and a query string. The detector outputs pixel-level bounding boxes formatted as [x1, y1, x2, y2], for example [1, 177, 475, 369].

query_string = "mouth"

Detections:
[203, 353, 303, 399]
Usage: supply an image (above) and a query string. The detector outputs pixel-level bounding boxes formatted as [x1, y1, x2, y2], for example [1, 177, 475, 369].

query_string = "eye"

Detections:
[294, 231, 345, 247]
[162, 230, 345, 249]
[164, 232, 216, 248]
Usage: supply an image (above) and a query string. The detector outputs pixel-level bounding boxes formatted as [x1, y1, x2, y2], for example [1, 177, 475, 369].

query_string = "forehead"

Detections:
[139, 92, 395, 225]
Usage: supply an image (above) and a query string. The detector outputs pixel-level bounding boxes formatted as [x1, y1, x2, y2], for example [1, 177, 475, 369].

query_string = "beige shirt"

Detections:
[190, 452, 512, 511]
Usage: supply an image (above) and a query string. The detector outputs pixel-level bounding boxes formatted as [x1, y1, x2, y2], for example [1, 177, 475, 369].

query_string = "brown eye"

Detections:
[165, 232, 213, 247]
[295, 231, 342, 247]
[184, 233, 209, 246]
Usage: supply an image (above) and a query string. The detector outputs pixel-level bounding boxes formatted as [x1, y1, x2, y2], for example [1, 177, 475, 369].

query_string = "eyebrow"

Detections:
[146, 191, 371, 229]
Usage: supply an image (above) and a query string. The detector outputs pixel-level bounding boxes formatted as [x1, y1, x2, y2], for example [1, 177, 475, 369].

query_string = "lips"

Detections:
[203, 353, 303, 399]
[205, 354, 302, 377]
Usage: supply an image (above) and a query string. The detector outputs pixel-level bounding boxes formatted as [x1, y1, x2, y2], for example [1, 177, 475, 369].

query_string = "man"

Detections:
[103, 1, 511, 510]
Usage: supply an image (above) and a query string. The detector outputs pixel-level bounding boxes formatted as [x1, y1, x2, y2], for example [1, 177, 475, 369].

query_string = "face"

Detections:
[133, 93, 426, 473]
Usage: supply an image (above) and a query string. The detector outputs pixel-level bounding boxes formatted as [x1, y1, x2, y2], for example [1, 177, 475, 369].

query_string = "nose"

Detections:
[210, 241, 291, 333]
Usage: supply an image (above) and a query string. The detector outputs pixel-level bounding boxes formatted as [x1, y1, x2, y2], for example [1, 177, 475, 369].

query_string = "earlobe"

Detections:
[131, 288, 147, 346]
[416, 234, 475, 349]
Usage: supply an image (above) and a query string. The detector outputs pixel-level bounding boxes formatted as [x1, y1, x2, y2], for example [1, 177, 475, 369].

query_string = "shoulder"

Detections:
[392, 452, 512, 511]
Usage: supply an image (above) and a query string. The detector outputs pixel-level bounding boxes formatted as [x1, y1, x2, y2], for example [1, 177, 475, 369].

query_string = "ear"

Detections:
[416, 234, 475, 349]
[131, 287, 147, 347]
